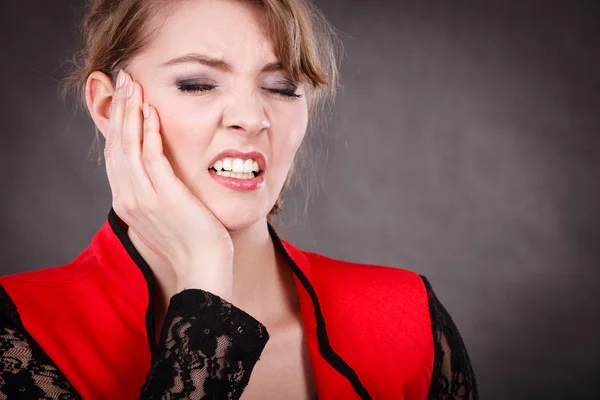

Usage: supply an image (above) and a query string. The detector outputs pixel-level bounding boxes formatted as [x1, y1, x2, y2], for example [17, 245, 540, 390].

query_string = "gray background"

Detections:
[1, 0, 599, 398]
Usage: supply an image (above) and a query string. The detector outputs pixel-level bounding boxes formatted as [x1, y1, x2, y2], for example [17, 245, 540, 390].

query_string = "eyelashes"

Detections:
[175, 80, 302, 99]
[265, 87, 302, 99]
[176, 83, 215, 94]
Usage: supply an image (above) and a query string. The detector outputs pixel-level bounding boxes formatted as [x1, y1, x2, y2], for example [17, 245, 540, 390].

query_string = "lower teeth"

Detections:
[212, 170, 255, 179]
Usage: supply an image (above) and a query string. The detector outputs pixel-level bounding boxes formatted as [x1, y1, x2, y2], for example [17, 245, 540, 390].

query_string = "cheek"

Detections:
[277, 104, 308, 161]
[151, 98, 217, 179]
[269, 104, 308, 185]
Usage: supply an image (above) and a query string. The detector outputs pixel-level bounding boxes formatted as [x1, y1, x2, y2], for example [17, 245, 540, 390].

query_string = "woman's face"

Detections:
[124, 0, 308, 232]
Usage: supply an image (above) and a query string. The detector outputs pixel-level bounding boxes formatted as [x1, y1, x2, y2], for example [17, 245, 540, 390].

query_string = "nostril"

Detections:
[227, 121, 269, 133]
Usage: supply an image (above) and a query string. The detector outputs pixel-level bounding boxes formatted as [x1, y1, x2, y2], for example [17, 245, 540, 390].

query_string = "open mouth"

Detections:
[208, 157, 262, 180]
[208, 167, 260, 179]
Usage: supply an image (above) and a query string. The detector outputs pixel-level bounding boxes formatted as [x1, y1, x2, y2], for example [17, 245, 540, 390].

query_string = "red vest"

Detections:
[0, 214, 434, 399]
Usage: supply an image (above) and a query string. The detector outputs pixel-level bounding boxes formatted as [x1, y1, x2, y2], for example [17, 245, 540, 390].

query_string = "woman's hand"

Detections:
[105, 70, 234, 301]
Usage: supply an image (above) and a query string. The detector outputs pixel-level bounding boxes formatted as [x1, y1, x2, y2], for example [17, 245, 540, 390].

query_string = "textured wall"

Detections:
[1, 0, 599, 398]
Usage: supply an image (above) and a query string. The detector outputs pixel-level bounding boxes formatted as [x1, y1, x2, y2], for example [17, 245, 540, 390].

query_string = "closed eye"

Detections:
[177, 83, 217, 94]
[175, 80, 302, 99]
[263, 87, 302, 99]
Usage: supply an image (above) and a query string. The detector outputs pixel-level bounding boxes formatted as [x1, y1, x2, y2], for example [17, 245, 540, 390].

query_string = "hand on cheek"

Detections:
[104, 70, 236, 301]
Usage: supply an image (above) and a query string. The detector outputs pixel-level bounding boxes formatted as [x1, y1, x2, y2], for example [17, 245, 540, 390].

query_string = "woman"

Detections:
[0, 0, 477, 399]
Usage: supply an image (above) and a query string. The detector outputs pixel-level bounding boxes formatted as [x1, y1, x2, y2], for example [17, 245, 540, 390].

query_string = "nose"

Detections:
[221, 93, 271, 137]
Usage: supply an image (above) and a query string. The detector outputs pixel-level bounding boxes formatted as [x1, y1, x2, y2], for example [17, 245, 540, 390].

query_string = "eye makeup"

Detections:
[174, 77, 302, 99]
[175, 77, 217, 94]
[262, 78, 302, 99]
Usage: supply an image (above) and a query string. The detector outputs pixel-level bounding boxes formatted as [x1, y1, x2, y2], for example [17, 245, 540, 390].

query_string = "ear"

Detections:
[85, 71, 116, 139]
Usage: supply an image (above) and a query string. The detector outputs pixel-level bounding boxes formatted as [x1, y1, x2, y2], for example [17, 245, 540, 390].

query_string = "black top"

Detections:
[0, 216, 478, 399]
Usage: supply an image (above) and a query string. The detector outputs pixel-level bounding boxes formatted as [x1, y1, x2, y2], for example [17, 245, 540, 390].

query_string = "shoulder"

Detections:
[0, 247, 100, 309]
[303, 250, 427, 298]
[301, 250, 431, 333]
[0, 247, 98, 287]
[299, 250, 436, 382]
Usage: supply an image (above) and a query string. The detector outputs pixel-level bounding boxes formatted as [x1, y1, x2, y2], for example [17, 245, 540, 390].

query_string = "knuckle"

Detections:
[142, 150, 158, 165]
[121, 140, 133, 155]
[117, 199, 138, 219]
[105, 138, 116, 150]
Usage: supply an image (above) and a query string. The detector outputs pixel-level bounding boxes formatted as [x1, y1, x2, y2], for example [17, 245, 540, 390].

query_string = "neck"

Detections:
[128, 218, 298, 330]
[230, 219, 275, 303]
[229, 219, 300, 322]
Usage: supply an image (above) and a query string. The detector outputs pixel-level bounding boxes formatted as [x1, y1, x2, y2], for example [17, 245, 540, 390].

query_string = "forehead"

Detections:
[146, 0, 277, 69]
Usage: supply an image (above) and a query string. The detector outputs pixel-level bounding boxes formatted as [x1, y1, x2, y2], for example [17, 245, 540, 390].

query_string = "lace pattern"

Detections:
[0, 285, 269, 400]
[421, 276, 479, 400]
[140, 289, 270, 399]
[0, 285, 80, 399]
[0, 278, 477, 400]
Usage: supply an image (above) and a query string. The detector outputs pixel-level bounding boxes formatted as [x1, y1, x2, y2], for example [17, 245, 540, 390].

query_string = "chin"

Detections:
[208, 198, 270, 233]
[187, 171, 278, 233]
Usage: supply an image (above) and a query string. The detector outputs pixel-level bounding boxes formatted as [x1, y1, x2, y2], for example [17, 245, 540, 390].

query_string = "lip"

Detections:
[209, 171, 265, 191]
[208, 149, 267, 173]
[207, 149, 267, 191]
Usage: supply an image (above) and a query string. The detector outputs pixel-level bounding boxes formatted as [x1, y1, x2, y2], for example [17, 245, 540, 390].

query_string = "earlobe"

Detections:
[85, 71, 115, 139]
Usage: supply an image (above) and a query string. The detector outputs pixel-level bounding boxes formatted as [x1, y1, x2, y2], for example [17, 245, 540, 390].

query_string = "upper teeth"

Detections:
[211, 158, 260, 173]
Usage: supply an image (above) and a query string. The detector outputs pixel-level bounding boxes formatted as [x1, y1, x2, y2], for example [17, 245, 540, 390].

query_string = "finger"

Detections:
[105, 70, 130, 199]
[123, 80, 154, 197]
[142, 104, 183, 196]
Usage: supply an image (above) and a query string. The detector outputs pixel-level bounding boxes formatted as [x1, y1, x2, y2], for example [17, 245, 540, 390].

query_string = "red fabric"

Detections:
[0, 220, 434, 399]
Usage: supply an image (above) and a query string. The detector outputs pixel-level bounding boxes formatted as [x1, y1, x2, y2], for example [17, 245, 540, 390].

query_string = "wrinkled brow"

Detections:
[161, 53, 284, 73]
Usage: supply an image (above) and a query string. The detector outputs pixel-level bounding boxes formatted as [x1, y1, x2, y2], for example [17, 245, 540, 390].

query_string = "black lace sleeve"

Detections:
[421, 276, 479, 400]
[0, 285, 269, 399]
[140, 288, 270, 398]
[0, 285, 80, 399]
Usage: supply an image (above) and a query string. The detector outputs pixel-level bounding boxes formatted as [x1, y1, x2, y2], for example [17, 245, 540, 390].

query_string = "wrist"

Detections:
[175, 273, 233, 303]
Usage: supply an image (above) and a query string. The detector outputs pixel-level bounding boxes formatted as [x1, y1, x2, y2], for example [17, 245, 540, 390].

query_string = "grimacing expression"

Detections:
[125, 0, 309, 231]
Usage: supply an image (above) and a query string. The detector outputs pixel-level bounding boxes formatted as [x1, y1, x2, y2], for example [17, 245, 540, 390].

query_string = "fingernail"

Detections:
[143, 103, 150, 119]
[127, 81, 134, 98]
[116, 70, 125, 89]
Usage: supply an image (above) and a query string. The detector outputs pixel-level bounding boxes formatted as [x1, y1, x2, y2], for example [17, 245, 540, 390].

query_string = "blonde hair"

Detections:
[62, 0, 342, 221]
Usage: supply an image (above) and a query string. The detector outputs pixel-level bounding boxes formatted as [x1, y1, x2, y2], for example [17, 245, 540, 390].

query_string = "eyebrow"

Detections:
[160, 53, 285, 73]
